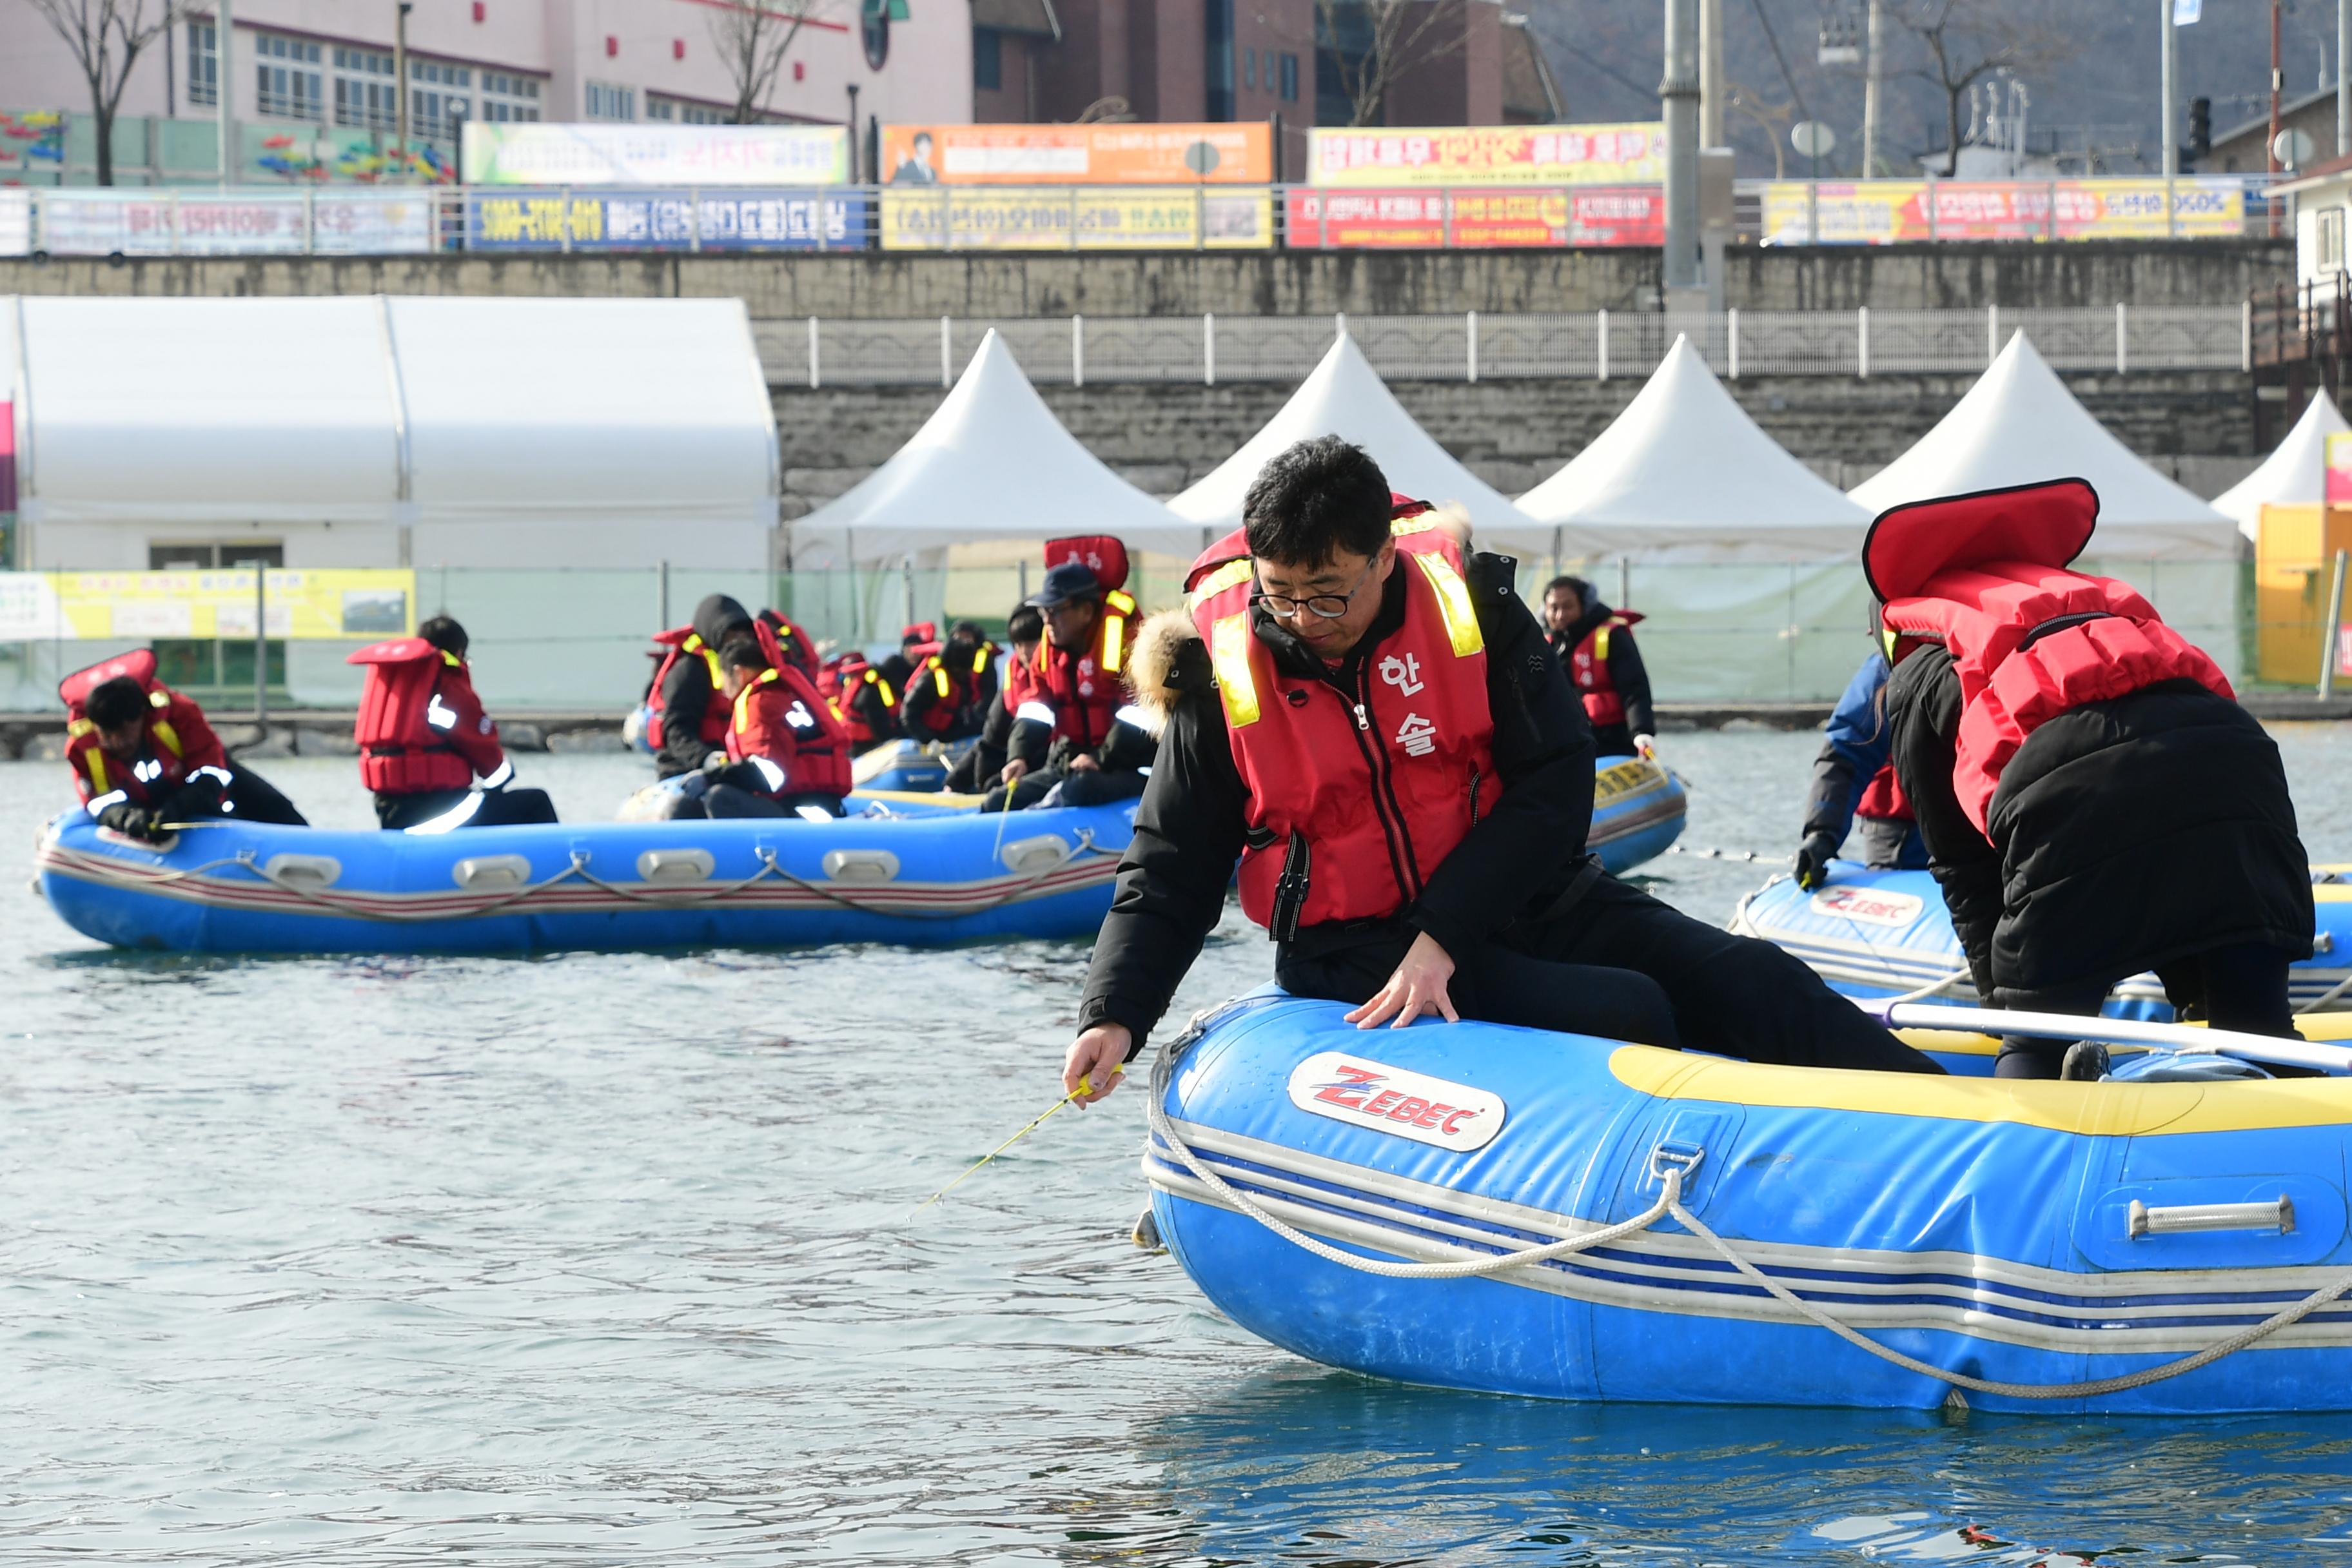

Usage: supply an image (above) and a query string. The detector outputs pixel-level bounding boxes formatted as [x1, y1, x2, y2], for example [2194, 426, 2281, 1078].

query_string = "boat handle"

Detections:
[2128, 1196, 2295, 1239]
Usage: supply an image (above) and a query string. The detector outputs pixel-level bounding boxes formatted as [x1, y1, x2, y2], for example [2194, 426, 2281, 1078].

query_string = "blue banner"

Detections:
[465, 189, 870, 251]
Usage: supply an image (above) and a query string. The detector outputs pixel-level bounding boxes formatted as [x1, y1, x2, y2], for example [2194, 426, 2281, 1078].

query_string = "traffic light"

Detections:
[2189, 96, 2213, 164]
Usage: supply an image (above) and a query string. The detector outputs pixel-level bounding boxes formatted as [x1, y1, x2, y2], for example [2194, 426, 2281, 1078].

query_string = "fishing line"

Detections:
[911, 1064, 1124, 1215]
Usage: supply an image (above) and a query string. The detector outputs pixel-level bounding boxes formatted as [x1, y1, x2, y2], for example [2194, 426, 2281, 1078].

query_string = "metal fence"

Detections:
[756, 304, 2253, 389]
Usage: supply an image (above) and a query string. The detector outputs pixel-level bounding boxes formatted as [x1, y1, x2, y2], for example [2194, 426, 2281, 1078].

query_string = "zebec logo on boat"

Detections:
[1285, 1052, 1507, 1152]
[1808, 885, 1925, 928]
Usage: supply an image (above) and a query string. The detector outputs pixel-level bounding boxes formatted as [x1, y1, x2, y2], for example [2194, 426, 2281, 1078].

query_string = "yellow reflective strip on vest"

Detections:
[1188, 558, 1253, 612]
[67, 718, 94, 739]
[1592, 626, 1611, 661]
[868, 670, 896, 708]
[148, 689, 170, 708]
[84, 749, 107, 792]
[974, 645, 992, 674]
[933, 664, 952, 698]
[1390, 514, 1438, 536]
[1411, 551, 1484, 658]
[443, 650, 464, 668]
[735, 667, 779, 734]
[151, 720, 183, 758]
[1108, 589, 1137, 617]
[1209, 612, 1261, 728]
[1101, 611, 1126, 674]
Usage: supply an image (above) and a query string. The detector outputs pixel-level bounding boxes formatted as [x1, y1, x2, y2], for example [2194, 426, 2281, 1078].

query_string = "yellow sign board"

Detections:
[878, 186, 1275, 251]
[1758, 177, 2246, 244]
[0, 569, 415, 642]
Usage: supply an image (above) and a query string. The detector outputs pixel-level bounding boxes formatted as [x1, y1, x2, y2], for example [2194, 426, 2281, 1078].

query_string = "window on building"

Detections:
[1244, 46, 1256, 90]
[333, 46, 398, 131]
[1279, 52, 1299, 102]
[148, 543, 288, 698]
[255, 33, 324, 122]
[408, 58, 471, 141]
[862, 0, 890, 70]
[647, 95, 726, 123]
[478, 71, 544, 122]
[974, 27, 1003, 91]
[1204, 0, 1235, 119]
[2324, 208, 2347, 272]
[585, 80, 636, 121]
[187, 21, 219, 108]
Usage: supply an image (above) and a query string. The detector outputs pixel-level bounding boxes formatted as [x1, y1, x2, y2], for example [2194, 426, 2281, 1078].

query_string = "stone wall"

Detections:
[0, 238, 2291, 316]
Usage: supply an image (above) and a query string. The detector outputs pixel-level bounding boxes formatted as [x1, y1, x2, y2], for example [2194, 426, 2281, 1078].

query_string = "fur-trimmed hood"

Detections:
[1122, 607, 1199, 734]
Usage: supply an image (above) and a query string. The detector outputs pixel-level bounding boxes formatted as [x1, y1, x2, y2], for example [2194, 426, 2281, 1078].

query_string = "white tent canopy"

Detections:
[1849, 333, 2239, 560]
[1516, 335, 1872, 562]
[2212, 393, 2350, 542]
[1170, 333, 1558, 551]
[6, 294, 780, 567]
[785, 330, 1201, 565]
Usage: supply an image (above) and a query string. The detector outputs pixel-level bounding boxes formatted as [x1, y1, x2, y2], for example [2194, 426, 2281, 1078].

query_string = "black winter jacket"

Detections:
[1886, 645, 2311, 1000]
[656, 594, 753, 780]
[1548, 600, 1654, 739]
[1077, 551, 1596, 1046]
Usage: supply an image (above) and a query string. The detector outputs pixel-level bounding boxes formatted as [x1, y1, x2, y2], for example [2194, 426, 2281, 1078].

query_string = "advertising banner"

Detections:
[879, 186, 1273, 250]
[461, 123, 850, 186]
[1758, 177, 2246, 244]
[0, 569, 414, 642]
[1308, 124, 1664, 187]
[879, 123, 1272, 184]
[1282, 186, 1663, 248]
[34, 190, 435, 256]
[0, 190, 29, 258]
[466, 190, 868, 251]
[2326, 431, 2352, 504]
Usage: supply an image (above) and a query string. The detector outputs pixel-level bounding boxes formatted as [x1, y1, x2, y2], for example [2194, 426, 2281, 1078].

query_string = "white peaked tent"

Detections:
[1170, 333, 1562, 551]
[2212, 393, 2351, 542]
[1850, 333, 2239, 559]
[1517, 335, 1872, 561]
[787, 329, 1200, 565]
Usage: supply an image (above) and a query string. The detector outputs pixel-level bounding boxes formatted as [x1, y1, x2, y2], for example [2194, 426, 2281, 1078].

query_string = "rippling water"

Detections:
[8, 728, 2352, 1565]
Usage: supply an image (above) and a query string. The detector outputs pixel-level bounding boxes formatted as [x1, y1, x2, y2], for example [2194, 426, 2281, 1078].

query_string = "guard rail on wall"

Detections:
[0, 175, 2281, 260]
[762, 305, 2253, 388]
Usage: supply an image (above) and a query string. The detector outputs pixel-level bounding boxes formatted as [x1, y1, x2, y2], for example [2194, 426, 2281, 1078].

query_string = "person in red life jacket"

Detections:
[674, 624, 854, 819]
[63, 651, 306, 841]
[349, 616, 558, 832]
[945, 603, 1043, 793]
[1793, 649, 1927, 890]
[1875, 478, 2311, 1079]
[819, 648, 901, 754]
[645, 594, 755, 780]
[757, 607, 822, 681]
[1542, 576, 1656, 760]
[899, 620, 1001, 743]
[1059, 436, 1939, 1106]
[985, 558, 1146, 812]
[877, 622, 939, 699]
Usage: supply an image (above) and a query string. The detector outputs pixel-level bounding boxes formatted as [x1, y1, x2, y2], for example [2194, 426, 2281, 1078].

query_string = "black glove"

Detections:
[1794, 830, 1840, 892]
[97, 801, 158, 841]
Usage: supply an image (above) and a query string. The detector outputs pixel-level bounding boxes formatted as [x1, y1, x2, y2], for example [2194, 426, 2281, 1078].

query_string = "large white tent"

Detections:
[5, 294, 780, 571]
[1517, 335, 1872, 561]
[785, 329, 1200, 566]
[1170, 333, 1562, 551]
[2212, 393, 2350, 542]
[1849, 333, 2239, 560]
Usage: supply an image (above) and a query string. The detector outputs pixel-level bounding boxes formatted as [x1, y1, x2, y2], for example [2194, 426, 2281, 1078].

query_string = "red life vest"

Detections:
[348, 636, 500, 794]
[1567, 611, 1643, 729]
[61, 650, 229, 808]
[907, 642, 997, 736]
[820, 651, 898, 745]
[758, 609, 822, 679]
[1186, 509, 1494, 937]
[1856, 763, 1912, 823]
[1028, 589, 1136, 749]
[645, 627, 732, 752]
[1883, 566, 2230, 839]
[1045, 535, 1131, 593]
[728, 661, 854, 798]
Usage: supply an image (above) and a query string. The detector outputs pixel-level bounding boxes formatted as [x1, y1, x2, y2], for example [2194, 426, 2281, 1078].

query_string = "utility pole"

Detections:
[1863, 0, 1882, 177]
[2340, 0, 2349, 159]
[1662, 0, 1700, 293]
[2274, 0, 2286, 237]
[216, 0, 233, 186]
[1699, 0, 1724, 146]
[395, 1, 412, 179]
[2161, 0, 2178, 179]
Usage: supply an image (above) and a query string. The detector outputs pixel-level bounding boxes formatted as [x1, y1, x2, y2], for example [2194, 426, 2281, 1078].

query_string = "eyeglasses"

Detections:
[1252, 559, 1378, 621]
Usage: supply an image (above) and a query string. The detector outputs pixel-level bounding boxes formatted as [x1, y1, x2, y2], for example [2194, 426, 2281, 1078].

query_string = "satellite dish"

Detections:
[2275, 127, 2316, 170]
[1791, 121, 1838, 159]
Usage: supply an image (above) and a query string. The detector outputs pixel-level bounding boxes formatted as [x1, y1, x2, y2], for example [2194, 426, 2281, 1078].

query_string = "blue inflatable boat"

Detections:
[36, 796, 1133, 955]
[1144, 988, 2352, 1413]
[849, 737, 979, 794]
[1587, 756, 1685, 874]
[1733, 865, 2352, 1020]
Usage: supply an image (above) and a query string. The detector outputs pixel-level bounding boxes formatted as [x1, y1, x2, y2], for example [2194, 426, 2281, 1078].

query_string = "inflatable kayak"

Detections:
[1733, 864, 2352, 1021]
[35, 796, 1132, 954]
[1143, 988, 2352, 1413]
[850, 737, 977, 794]
[1588, 756, 1685, 875]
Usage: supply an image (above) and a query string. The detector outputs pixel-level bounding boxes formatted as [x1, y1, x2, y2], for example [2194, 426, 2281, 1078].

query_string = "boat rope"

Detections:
[1146, 1037, 2352, 1398]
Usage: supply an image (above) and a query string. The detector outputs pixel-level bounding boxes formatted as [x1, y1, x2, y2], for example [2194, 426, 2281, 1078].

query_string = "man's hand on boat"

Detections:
[1345, 931, 1461, 1029]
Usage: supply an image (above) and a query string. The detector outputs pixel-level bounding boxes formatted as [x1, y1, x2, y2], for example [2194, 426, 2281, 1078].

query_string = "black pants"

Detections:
[689, 785, 845, 819]
[1990, 941, 2299, 1079]
[208, 765, 308, 827]
[1591, 721, 1636, 758]
[1282, 936, 1681, 1049]
[944, 739, 1006, 794]
[376, 787, 559, 830]
[979, 767, 1147, 813]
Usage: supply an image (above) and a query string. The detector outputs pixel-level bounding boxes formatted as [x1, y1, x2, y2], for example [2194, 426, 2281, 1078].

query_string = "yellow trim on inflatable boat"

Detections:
[2316, 884, 2352, 904]
[1607, 1044, 2352, 1135]
[858, 788, 990, 808]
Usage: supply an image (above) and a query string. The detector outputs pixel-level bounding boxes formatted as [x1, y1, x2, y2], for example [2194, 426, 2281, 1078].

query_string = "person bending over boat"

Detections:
[1874, 478, 2311, 1079]
[1793, 649, 1927, 890]
[646, 594, 759, 780]
[63, 652, 306, 841]
[899, 620, 1001, 744]
[982, 558, 1150, 813]
[1544, 575, 1655, 760]
[349, 617, 558, 831]
[1060, 438, 1939, 1104]
[946, 603, 1043, 792]
[675, 623, 854, 819]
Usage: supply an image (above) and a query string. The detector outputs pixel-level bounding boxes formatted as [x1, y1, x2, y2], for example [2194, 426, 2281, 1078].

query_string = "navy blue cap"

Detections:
[1025, 560, 1103, 609]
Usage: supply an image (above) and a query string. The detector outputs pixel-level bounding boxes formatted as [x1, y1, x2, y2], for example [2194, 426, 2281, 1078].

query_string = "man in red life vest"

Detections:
[986, 558, 1150, 812]
[349, 616, 558, 831]
[1061, 437, 1937, 1105]
[1876, 478, 2310, 1078]
[946, 603, 1043, 793]
[1793, 649, 1926, 890]
[899, 620, 1000, 742]
[820, 649, 901, 753]
[674, 622, 854, 818]
[62, 651, 306, 841]
[646, 594, 755, 780]
[878, 622, 939, 699]
[1543, 576, 1655, 760]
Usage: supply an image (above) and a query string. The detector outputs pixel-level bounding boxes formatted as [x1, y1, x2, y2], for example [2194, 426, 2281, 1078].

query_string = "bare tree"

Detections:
[707, 0, 832, 124]
[24, 0, 186, 186]
[1889, 0, 2071, 175]
[1313, 0, 1469, 128]
[1727, 83, 1797, 178]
